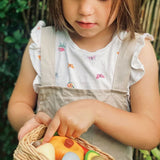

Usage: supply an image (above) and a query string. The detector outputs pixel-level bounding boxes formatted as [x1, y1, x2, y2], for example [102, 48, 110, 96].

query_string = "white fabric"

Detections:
[29, 21, 154, 95]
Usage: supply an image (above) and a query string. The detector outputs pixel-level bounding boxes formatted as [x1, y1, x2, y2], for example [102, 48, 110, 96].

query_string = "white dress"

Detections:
[29, 21, 153, 97]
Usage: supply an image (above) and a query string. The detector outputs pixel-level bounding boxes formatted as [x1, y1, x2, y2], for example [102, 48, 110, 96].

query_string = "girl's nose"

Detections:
[78, 0, 95, 16]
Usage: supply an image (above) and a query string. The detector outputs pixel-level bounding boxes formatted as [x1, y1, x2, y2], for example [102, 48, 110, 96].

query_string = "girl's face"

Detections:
[62, 0, 120, 38]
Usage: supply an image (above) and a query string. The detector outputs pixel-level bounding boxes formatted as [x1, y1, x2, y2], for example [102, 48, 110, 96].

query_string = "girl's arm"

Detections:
[7, 39, 38, 131]
[8, 40, 52, 139]
[42, 40, 160, 150]
[94, 39, 160, 149]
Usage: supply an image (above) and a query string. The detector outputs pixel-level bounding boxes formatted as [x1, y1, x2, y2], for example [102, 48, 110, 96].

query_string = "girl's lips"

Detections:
[77, 21, 96, 29]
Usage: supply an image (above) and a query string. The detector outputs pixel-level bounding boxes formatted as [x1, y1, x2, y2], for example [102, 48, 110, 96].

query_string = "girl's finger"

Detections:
[35, 112, 52, 126]
[57, 122, 68, 137]
[72, 130, 82, 138]
[43, 115, 60, 143]
[66, 127, 75, 138]
[18, 117, 40, 140]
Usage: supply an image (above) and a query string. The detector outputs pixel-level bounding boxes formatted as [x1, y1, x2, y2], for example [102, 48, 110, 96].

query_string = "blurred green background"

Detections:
[0, 0, 159, 159]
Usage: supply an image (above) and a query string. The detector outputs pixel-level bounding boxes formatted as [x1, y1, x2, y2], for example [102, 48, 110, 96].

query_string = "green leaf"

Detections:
[4, 36, 15, 43]
[0, 0, 8, 9]
[13, 30, 22, 40]
[20, 38, 28, 44]
[0, 12, 5, 18]
[17, 0, 27, 7]
[151, 148, 160, 160]
[139, 149, 150, 156]
[0, 64, 14, 77]
[15, 44, 21, 50]
[145, 156, 152, 160]
[16, 0, 28, 13]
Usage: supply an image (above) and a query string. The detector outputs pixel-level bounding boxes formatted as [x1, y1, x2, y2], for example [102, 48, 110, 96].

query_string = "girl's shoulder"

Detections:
[124, 31, 154, 87]
[30, 20, 67, 46]
[29, 21, 66, 93]
[117, 31, 154, 42]
[29, 20, 47, 93]
[30, 20, 46, 47]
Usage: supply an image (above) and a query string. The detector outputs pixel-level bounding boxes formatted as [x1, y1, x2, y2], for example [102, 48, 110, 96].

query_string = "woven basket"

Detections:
[13, 124, 114, 160]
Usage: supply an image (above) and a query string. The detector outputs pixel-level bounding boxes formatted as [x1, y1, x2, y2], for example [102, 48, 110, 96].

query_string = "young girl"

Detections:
[8, 0, 160, 159]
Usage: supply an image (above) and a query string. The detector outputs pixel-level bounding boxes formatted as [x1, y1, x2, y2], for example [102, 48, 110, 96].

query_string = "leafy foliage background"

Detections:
[0, 0, 47, 159]
[0, 0, 159, 160]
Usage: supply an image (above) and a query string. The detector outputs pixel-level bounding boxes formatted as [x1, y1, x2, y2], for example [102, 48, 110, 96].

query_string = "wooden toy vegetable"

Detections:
[62, 152, 80, 160]
[36, 143, 55, 160]
[78, 144, 89, 155]
[85, 150, 99, 160]
[49, 136, 84, 160]
[13, 125, 114, 160]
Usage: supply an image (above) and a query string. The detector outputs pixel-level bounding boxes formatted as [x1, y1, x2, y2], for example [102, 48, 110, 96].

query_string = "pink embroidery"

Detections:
[37, 26, 40, 30]
[88, 56, 96, 60]
[58, 47, 65, 52]
[58, 43, 66, 52]
[96, 74, 105, 79]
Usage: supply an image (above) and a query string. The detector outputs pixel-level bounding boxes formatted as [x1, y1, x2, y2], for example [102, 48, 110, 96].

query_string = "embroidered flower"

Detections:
[96, 74, 105, 79]
[88, 56, 96, 60]
[58, 42, 66, 52]
[38, 55, 41, 60]
[67, 82, 74, 88]
[68, 64, 74, 68]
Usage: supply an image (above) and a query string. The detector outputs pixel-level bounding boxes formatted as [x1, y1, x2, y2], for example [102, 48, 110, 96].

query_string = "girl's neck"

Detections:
[69, 24, 116, 52]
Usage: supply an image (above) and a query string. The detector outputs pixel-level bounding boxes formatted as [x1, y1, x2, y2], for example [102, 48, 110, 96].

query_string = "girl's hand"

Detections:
[18, 112, 52, 141]
[43, 99, 98, 143]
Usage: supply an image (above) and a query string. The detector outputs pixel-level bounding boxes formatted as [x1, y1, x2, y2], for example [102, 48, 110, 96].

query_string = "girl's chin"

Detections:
[73, 30, 98, 39]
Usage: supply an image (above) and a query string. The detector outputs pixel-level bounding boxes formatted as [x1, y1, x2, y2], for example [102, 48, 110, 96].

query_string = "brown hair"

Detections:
[48, 0, 72, 31]
[116, 0, 143, 38]
[48, 0, 142, 39]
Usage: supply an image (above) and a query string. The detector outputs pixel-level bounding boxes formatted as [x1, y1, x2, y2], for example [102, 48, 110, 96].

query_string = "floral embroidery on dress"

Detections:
[88, 56, 96, 60]
[38, 55, 41, 60]
[67, 82, 74, 88]
[68, 64, 74, 68]
[58, 42, 66, 52]
[29, 21, 147, 93]
[96, 74, 105, 79]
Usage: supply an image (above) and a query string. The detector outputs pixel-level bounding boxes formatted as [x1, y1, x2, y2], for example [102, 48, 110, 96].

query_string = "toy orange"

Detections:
[49, 136, 84, 160]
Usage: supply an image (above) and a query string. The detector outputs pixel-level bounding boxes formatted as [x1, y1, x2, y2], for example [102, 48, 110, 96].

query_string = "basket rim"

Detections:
[14, 124, 115, 160]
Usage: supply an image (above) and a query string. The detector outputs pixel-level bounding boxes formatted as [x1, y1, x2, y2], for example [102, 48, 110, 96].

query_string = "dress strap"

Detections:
[40, 26, 56, 86]
[112, 34, 137, 92]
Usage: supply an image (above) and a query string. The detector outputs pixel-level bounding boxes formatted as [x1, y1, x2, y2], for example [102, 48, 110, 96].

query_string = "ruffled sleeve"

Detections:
[129, 33, 154, 87]
[29, 20, 46, 93]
